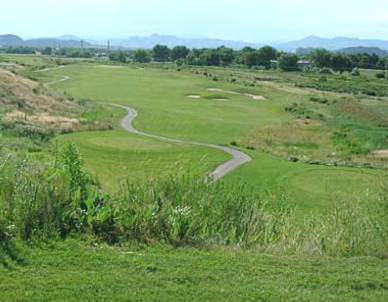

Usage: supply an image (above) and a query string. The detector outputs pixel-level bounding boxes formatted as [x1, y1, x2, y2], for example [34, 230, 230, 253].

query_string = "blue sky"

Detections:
[2, 0, 388, 42]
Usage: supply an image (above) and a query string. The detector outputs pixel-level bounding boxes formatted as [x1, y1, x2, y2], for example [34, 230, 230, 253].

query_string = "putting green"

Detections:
[34, 63, 385, 215]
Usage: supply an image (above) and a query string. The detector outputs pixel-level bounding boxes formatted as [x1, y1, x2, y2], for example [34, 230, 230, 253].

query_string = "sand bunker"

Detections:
[207, 88, 265, 100]
[244, 94, 265, 101]
[186, 95, 201, 99]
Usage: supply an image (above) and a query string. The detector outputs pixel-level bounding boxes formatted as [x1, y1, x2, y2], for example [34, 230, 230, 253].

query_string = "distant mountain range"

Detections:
[108, 34, 262, 49]
[337, 47, 388, 57]
[0, 34, 92, 48]
[1, 34, 388, 55]
[275, 35, 388, 52]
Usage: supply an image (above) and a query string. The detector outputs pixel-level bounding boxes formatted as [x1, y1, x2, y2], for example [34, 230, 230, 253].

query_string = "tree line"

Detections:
[109, 45, 303, 71]
[307, 49, 387, 72]
[1, 44, 387, 72]
[109, 45, 388, 72]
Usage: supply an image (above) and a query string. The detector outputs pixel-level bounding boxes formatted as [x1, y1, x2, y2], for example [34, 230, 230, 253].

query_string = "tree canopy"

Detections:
[152, 44, 170, 62]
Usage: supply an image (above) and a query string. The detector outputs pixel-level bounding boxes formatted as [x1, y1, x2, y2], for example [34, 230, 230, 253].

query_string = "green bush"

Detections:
[0, 144, 109, 241]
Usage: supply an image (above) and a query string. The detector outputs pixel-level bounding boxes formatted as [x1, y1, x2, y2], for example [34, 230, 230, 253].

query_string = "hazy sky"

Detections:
[2, 0, 388, 42]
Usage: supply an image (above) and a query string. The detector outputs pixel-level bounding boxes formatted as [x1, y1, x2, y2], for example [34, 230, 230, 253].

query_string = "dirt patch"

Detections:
[295, 119, 321, 126]
[370, 150, 388, 159]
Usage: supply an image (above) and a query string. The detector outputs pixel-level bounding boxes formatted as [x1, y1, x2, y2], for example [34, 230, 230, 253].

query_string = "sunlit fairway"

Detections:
[34, 63, 384, 216]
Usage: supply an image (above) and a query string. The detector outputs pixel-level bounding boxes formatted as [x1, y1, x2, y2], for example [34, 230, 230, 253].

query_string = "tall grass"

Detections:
[115, 176, 290, 247]
[0, 144, 387, 259]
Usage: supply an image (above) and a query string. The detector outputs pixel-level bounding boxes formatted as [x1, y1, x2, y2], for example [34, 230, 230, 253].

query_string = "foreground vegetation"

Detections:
[1, 145, 387, 301]
[1, 56, 387, 301]
[1, 145, 387, 257]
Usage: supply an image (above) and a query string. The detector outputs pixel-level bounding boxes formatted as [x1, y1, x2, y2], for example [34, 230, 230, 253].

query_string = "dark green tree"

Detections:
[186, 51, 202, 65]
[278, 53, 299, 71]
[133, 49, 151, 63]
[243, 51, 260, 67]
[311, 49, 332, 68]
[152, 44, 171, 62]
[200, 49, 221, 66]
[42, 47, 53, 55]
[171, 45, 190, 61]
[330, 53, 352, 73]
[257, 46, 278, 68]
[216, 46, 235, 66]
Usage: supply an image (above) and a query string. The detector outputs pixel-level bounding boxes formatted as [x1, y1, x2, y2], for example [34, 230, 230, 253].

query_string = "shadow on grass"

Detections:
[0, 241, 26, 270]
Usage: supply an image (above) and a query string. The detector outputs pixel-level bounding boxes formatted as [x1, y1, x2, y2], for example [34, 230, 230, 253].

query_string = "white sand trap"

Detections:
[186, 95, 201, 99]
[208, 88, 265, 100]
[244, 94, 266, 101]
[370, 150, 388, 158]
[214, 98, 230, 102]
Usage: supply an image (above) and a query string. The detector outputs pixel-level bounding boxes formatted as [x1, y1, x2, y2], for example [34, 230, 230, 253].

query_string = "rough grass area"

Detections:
[199, 66, 388, 168]
[1, 240, 387, 302]
[0, 67, 81, 132]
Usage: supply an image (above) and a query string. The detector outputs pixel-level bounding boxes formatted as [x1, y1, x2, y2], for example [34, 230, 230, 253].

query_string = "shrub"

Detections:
[376, 72, 385, 79]
[318, 67, 333, 74]
[309, 96, 329, 104]
[351, 68, 360, 76]
[0, 144, 111, 242]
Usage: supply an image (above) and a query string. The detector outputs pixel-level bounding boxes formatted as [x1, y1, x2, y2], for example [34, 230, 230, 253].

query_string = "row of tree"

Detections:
[109, 44, 388, 72]
[109, 45, 294, 69]
[308, 49, 387, 72]
[0, 46, 100, 58]
[2, 44, 387, 72]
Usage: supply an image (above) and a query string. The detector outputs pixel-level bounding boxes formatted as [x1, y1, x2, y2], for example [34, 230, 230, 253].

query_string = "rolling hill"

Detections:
[276, 35, 388, 52]
[0, 34, 94, 48]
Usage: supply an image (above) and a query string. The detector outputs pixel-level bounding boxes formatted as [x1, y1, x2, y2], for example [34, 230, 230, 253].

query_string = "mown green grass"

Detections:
[226, 151, 383, 215]
[32, 63, 386, 215]
[59, 129, 229, 192]
[1, 240, 387, 302]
